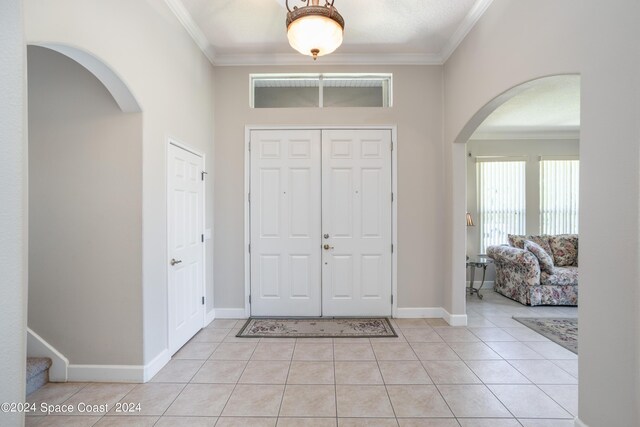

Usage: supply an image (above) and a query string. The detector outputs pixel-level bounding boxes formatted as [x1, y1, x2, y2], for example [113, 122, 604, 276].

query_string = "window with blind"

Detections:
[540, 158, 580, 234]
[477, 159, 526, 252]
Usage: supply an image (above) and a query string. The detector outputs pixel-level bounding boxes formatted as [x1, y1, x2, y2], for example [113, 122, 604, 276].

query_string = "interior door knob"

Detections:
[323, 244, 334, 250]
[170, 258, 182, 266]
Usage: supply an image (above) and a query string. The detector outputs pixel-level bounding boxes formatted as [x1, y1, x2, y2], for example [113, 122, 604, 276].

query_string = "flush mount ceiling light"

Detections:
[286, 0, 345, 60]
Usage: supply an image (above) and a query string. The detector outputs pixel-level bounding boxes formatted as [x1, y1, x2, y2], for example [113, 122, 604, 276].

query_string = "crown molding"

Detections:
[166, 0, 493, 67]
[164, 0, 217, 64]
[470, 128, 580, 141]
[440, 0, 495, 63]
[212, 52, 443, 66]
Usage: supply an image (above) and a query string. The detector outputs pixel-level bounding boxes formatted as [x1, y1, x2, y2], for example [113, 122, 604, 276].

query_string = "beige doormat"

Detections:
[236, 317, 397, 338]
[513, 317, 578, 354]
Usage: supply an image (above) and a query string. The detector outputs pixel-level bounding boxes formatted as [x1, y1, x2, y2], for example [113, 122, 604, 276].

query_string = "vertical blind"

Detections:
[477, 159, 526, 252]
[540, 159, 580, 234]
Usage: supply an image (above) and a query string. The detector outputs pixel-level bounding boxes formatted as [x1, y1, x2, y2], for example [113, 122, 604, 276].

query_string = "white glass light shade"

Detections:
[287, 14, 343, 58]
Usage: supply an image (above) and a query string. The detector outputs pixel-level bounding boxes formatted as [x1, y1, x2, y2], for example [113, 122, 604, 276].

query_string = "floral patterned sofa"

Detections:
[486, 234, 578, 306]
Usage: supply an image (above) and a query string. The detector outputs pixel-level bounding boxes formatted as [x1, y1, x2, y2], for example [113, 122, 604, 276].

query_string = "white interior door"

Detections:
[250, 130, 322, 316]
[321, 129, 392, 316]
[168, 143, 205, 354]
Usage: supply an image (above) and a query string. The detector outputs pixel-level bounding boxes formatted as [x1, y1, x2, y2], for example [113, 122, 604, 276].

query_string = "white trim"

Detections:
[27, 328, 69, 383]
[143, 349, 170, 382]
[395, 307, 445, 319]
[244, 125, 398, 319]
[574, 417, 588, 427]
[391, 128, 398, 318]
[215, 52, 442, 66]
[66, 349, 170, 383]
[166, 138, 207, 355]
[470, 129, 580, 141]
[165, 1, 492, 67]
[466, 280, 494, 290]
[205, 309, 216, 326]
[163, 0, 216, 64]
[442, 308, 468, 327]
[395, 307, 468, 326]
[34, 43, 141, 113]
[440, 0, 495, 62]
[214, 308, 248, 319]
[67, 364, 143, 383]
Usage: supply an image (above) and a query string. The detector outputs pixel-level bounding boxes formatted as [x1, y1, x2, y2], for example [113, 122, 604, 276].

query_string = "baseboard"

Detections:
[214, 308, 248, 319]
[67, 349, 171, 383]
[205, 309, 216, 326]
[466, 280, 494, 289]
[395, 307, 445, 318]
[143, 349, 170, 382]
[442, 309, 468, 326]
[68, 364, 145, 383]
[27, 327, 69, 382]
[575, 417, 588, 427]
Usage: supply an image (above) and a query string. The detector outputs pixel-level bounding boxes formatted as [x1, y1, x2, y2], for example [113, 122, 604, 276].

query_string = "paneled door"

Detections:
[250, 130, 322, 316]
[321, 130, 392, 316]
[168, 143, 205, 354]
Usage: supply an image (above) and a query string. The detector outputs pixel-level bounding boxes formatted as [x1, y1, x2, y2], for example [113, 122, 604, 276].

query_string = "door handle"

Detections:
[323, 244, 334, 250]
[170, 258, 183, 266]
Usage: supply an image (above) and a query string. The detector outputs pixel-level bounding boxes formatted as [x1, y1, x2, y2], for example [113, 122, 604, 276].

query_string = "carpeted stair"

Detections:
[26, 357, 51, 395]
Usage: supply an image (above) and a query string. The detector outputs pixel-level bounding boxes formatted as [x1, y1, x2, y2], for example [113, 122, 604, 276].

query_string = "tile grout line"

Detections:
[275, 339, 296, 420]
[213, 330, 260, 423]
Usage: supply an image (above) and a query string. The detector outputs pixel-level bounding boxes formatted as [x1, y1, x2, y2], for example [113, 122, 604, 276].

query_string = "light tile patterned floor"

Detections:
[26, 292, 578, 426]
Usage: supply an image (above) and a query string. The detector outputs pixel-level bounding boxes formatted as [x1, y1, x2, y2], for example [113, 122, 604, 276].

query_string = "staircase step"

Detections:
[26, 357, 52, 395]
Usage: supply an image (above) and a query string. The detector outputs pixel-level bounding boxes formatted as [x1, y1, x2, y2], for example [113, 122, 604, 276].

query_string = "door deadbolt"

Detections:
[323, 234, 330, 239]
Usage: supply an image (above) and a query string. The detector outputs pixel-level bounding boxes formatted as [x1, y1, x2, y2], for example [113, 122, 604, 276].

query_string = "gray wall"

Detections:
[580, 0, 640, 424]
[444, 0, 640, 424]
[28, 46, 143, 365]
[0, 0, 28, 423]
[26, 0, 217, 365]
[214, 65, 445, 310]
[465, 138, 580, 282]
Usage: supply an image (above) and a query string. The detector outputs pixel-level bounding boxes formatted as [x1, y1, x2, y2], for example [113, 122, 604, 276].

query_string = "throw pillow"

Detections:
[524, 239, 555, 274]
[549, 234, 579, 266]
[508, 234, 554, 258]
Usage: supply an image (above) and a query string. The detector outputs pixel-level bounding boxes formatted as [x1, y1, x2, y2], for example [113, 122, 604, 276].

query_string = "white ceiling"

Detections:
[166, 0, 494, 65]
[472, 75, 581, 140]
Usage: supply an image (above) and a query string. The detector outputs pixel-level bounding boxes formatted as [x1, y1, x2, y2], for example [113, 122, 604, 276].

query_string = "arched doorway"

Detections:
[451, 74, 581, 319]
[26, 44, 144, 386]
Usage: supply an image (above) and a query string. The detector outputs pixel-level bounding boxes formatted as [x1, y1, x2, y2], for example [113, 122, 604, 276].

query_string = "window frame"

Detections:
[249, 73, 393, 109]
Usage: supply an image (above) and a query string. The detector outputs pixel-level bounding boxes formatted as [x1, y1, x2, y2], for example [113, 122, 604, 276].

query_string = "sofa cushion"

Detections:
[548, 234, 578, 267]
[540, 266, 579, 286]
[524, 240, 555, 274]
[508, 234, 553, 257]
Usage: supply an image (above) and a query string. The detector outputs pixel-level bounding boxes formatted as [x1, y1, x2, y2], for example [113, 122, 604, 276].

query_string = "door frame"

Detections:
[166, 137, 207, 354]
[243, 125, 398, 318]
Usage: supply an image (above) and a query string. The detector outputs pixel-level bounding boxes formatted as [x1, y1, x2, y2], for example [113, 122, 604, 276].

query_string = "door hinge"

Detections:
[201, 171, 207, 181]
[248, 243, 251, 253]
[391, 295, 394, 304]
[202, 296, 205, 305]
[248, 140, 251, 151]
[248, 193, 251, 203]
[201, 234, 204, 243]
[391, 244, 394, 253]
[391, 192, 394, 202]
[249, 295, 252, 304]
[391, 141, 394, 151]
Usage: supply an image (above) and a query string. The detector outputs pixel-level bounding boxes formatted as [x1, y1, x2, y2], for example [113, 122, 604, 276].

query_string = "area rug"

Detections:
[236, 318, 397, 338]
[513, 317, 578, 354]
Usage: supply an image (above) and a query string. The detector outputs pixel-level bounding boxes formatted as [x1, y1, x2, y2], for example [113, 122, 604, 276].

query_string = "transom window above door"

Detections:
[250, 73, 393, 108]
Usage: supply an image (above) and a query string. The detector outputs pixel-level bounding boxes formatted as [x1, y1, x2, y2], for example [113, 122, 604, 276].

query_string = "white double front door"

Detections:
[250, 129, 392, 317]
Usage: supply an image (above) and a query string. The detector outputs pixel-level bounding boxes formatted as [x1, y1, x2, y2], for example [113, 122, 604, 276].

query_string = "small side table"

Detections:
[466, 256, 493, 299]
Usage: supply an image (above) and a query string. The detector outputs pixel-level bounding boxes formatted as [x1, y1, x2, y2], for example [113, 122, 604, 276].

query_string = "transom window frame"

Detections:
[249, 73, 393, 108]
